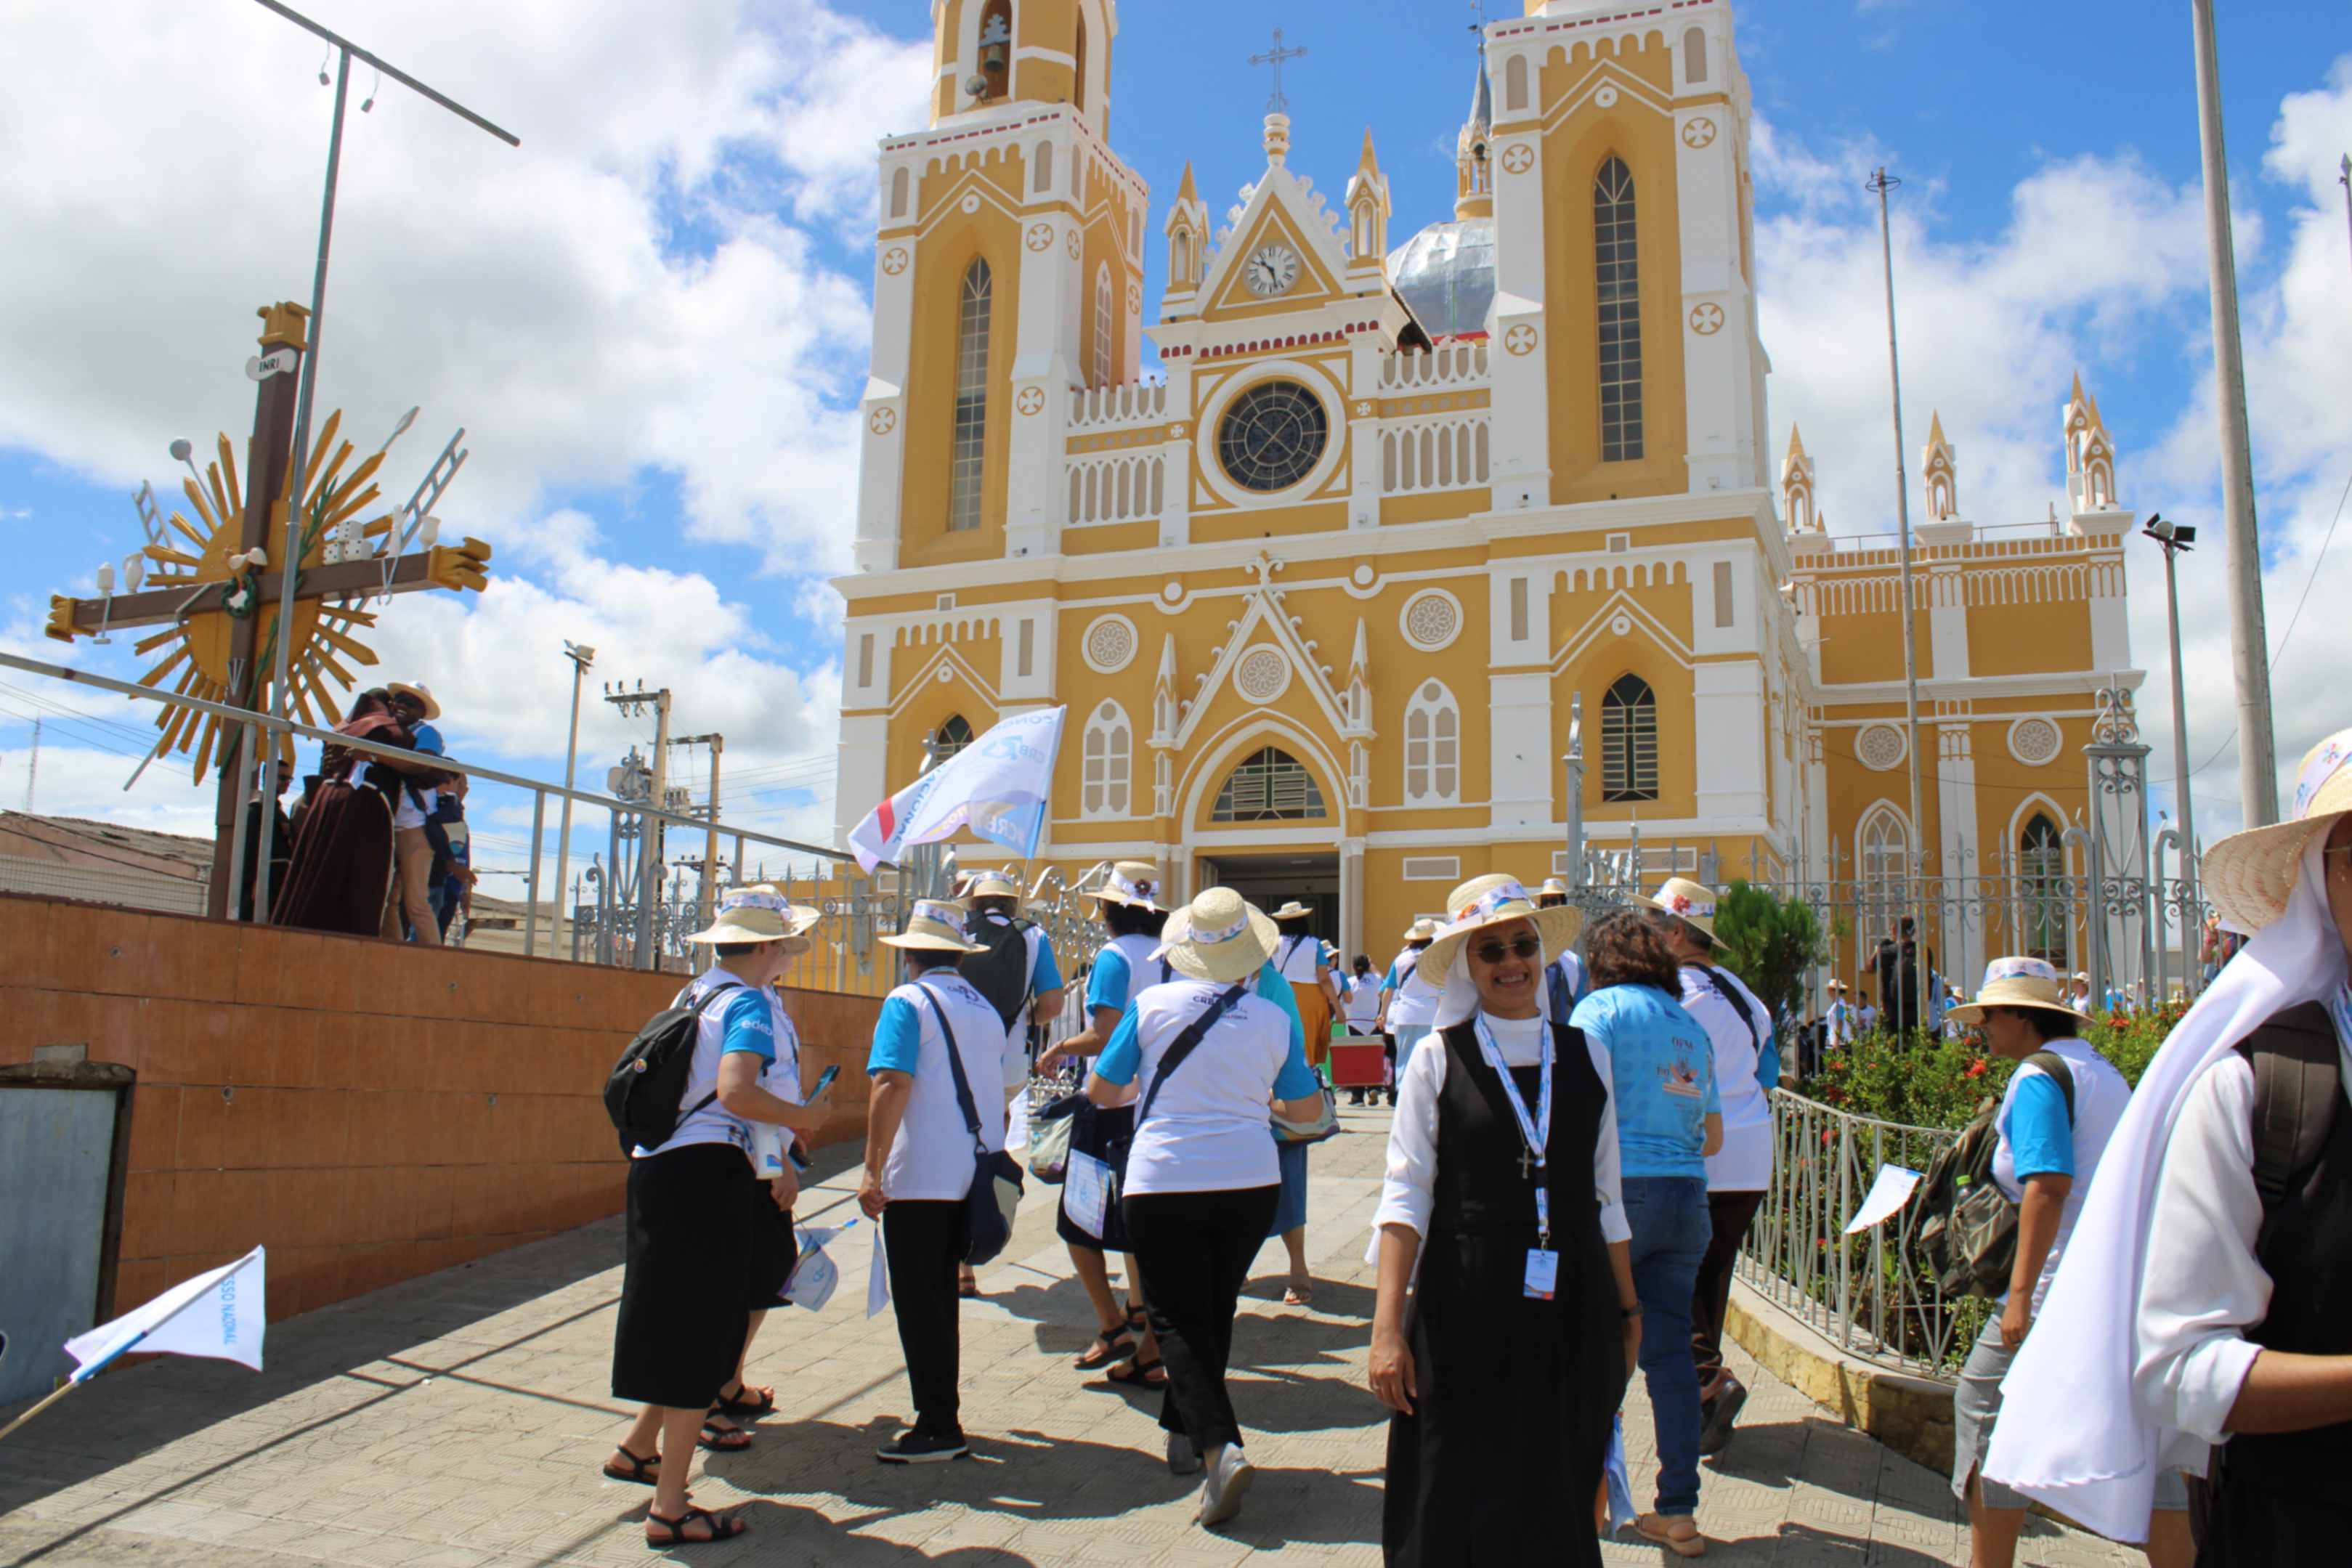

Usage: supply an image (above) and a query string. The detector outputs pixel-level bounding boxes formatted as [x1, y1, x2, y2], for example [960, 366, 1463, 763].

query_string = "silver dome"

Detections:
[1387, 216, 1495, 341]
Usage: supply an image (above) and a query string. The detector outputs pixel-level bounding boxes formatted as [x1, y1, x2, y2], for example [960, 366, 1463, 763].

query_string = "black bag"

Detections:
[1138, 986, 1250, 1125]
[961, 913, 1039, 1032]
[916, 983, 1026, 1267]
[2236, 1002, 2340, 1216]
[1910, 1050, 2075, 1299]
[602, 982, 742, 1157]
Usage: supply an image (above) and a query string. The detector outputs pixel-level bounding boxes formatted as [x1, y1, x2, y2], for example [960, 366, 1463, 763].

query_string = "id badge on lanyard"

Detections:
[1474, 1017, 1559, 1300]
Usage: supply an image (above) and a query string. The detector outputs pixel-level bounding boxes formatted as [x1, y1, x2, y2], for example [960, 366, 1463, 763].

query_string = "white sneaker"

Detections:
[1196, 1442, 1255, 1527]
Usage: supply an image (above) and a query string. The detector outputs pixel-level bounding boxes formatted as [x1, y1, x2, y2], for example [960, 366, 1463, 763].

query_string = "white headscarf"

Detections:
[1430, 927, 1566, 1031]
[1983, 834, 2350, 1540]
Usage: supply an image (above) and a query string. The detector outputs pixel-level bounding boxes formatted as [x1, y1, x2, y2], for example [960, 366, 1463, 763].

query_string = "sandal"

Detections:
[645, 1504, 746, 1547]
[711, 1382, 775, 1419]
[1284, 1280, 1314, 1307]
[601, 1447, 660, 1487]
[1124, 1305, 1148, 1336]
[1103, 1356, 1167, 1389]
[1073, 1330, 1135, 1370]
[1633, 1513, 1706, 1558]
[697, 1415, 753, 1453]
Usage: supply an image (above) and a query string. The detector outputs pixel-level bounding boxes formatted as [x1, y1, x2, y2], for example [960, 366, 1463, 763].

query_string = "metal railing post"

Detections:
[524, 790, 543, 956]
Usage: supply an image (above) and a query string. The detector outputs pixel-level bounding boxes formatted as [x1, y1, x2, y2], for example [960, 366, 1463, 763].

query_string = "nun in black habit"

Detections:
[1368, 875, 1640, 1567]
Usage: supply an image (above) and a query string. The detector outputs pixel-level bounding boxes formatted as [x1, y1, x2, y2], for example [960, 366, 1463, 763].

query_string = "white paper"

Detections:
[1005, 1090, 1033, 1155]
[1843, 1163, 1923, 1235]
[65, 1246, 266, 1383]
[866, 1217, 891, 1318]
[1063, 1150, 1113, 1240]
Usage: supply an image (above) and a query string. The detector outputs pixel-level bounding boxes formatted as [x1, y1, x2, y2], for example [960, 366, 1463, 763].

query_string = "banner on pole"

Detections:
[847, 707, 1066, 874]
[63, 1246, 267, 1384]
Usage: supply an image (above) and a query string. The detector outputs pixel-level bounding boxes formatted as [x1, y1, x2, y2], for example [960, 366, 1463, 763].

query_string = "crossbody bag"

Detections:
[915, 983, 1026, 1267]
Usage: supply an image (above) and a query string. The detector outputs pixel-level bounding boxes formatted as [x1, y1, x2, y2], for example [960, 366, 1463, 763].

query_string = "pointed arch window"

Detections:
[1404, 681, 1461, 805]
[932, 712, 975, 765]
[1213, 747, 1326, 822]
[1599, 673, 1658, 802]
[1092, 263, 1113, 389]
[949, 258, 992, 532]
[1082, 700, 1130, 817]
[2018, 812, 2067, 962]
[1859, 803, 1913, 918]
[1594, 156, 1645, 462]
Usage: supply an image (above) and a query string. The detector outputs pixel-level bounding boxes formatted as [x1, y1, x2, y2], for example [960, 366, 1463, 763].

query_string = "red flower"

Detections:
[1965, 1058, 1987, 1079]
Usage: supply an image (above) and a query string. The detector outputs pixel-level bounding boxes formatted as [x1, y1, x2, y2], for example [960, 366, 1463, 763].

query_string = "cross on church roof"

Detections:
[1249, 28, 1307, 113]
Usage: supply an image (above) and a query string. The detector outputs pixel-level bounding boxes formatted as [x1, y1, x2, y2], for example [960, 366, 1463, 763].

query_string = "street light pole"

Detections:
[551, 641, 594, 957]
[1562, 691, 1586, 891]
[2189, 0, 2279, 826]
[2144, 516, 2201, 988]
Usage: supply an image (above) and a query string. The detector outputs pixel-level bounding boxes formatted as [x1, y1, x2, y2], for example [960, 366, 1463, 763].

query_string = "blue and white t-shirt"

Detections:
[1383, 946, 1440, 1029]
[635, 967, 801, 1166]
[1094, 978, 1317, 1195]
[1990, 1036, 2129, 1308]
[867, 971, 1010, 1202]
[1571, 983, 1721, 1179]
[1085, 932, 1172, 1018]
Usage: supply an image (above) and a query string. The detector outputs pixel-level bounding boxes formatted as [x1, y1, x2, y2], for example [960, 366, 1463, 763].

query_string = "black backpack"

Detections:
[603, 982, 743, 1156]
[1910, 1051, 2075, 1299]
[961, 914, 1037, 1031]
[2235, 1002, 2340, 1226]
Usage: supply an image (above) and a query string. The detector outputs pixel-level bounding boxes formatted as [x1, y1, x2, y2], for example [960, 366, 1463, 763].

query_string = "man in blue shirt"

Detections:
[386, 682, 447, 946]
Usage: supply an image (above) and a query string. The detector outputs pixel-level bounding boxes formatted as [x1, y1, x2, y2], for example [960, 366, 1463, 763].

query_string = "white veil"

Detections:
[1429, 930, 1569, 1031]
[1983, 834, 2350, 1540]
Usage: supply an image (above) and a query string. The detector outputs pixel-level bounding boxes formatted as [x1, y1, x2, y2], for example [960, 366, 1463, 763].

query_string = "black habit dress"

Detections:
[1382, 1017, 1626, 1567]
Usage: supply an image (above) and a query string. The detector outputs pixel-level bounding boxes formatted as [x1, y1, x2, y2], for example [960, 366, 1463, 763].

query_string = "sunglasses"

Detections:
[1469, 935, 1542, 965]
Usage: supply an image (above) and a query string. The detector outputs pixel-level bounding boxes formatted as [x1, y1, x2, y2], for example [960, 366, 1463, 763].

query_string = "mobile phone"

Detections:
[811, 1064, 841, 1097]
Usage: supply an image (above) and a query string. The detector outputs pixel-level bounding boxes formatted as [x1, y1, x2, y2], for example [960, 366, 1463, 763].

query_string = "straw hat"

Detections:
[1153, 887, 1278, 983]
[881, 898, 985, 954]
[1827, 979, 1849, 994]
[386, 681, 442, 721]
[1634, 876, 1719, 938]
[1403, 917, 1441, 943]
[965, 866, 1022, 901]
[1536, 877, 1572, 906]
[1271, 901, 1314, 922]
[1420, 875, 1587, 985]
[1082, 861, 1164, 916]
[1943, 956, 2093, 1029]
[686, 885, 820, 947]
[2201, 727, 2352, 933]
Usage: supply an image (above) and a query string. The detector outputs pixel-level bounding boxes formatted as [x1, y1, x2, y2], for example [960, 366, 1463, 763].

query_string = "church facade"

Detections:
[832, 0, 2143, 986]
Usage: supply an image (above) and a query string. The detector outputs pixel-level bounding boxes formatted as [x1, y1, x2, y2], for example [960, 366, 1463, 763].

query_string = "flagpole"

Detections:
[0, 1382, 79, 1444]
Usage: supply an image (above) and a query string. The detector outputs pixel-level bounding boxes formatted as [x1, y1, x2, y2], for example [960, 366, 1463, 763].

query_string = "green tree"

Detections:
[1710, 881, 1831, 1027]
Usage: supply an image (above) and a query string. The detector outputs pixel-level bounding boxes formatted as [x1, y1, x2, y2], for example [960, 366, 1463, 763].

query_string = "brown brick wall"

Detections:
[0, 893, 879, 1325]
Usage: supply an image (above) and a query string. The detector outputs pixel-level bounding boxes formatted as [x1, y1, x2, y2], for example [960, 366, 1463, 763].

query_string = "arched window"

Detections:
[1092, 263, 1112, 389]
[1082, 700, 1130, 817]
[888, 166, 909, 219]
[1859, 803, 1912, 920]
[1212, 747, 1326, 822]
[976, 0, 1013, 102]
[1072, 9, 1088, 112]
[1599, 673, 1659, 802]
[1034, 139, 1053, 195]
[2018, 812, 2067, 962]
[1403, 681, 1460, 804]
[1594, 157, 1644, 463]
[1172, 227, 1193, 283]
[932, 713, 975, 764]
[949, 258, 992, 532]
[1682, 26, 1708, 84]
[1504, 54, 1529, 113]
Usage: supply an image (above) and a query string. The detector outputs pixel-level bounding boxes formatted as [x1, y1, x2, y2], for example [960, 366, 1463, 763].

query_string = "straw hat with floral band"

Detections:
[1634, 876, 1719, 941]
[880, 898, 986, 955]
[1419, 875, 1586, 986]
[1081, 861, 1164, 917]
[386, 681, 442, 722]
[685, 885, 820, 948]
[1151, 887, 1279, 984]
[1402, 917, 1441, 943]
[2202, 726, 2352, 933]
[1942, 956, 2092, 1031]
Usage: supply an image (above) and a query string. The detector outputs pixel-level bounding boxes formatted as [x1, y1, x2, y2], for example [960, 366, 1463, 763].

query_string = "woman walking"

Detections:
[1379, 919, 1442, 1077]
[1271, 901, 1334, 1077]
[1571, 909, 1722, 1557]
[1370, 875, 1638, 1567]
[607, 889, 835, 1547]
[1037, 862, 1167, 1386]
[1086, 887, 1325, 1527]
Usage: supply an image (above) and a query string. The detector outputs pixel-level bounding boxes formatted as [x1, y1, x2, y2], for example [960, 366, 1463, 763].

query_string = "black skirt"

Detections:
[1055, 1100, 1138, 1252]
[612, 1143, 758, 1410]
[748, 1187, 799, 1308]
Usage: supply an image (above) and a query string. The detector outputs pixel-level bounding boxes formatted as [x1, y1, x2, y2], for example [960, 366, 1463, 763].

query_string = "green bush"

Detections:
[1711, 881, 1833, 1026]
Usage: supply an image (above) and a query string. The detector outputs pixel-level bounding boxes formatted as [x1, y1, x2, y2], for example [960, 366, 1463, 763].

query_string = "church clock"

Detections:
[1244, 243, 1301, 297]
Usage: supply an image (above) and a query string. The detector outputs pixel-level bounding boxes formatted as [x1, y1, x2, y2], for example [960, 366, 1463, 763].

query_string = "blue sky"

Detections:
[1, 0, 2347, 898]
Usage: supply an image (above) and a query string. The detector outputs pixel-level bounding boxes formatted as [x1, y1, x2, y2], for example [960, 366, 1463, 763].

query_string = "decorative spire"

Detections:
[1454, 59, 1496, 219]
[1345, 129, 1392, 262]
[1921, 410, 1960, 524]
[1781, 423, 1819, 533]
[1175, 160, 1199, 206]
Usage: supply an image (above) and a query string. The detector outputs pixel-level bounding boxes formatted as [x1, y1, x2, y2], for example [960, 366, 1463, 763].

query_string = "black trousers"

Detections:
[1124, 1184, 1280, 1450]
[1691, 1187, 1767, 1390]
[883, 1200, 965, 1435]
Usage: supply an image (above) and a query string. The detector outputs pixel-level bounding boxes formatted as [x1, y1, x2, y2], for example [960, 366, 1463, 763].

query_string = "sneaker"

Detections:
[1196, 1442, 1256, 1527]
[1697, 1377, 1746, 1458]
[876, 1428, 968, 1464]
[1167, 1431, 1203, 1476]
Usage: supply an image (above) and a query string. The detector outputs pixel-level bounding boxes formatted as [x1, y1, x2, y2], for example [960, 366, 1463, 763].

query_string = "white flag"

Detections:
[63, 1246, 266, 1384]
[867, 1220, 892, 1318]
[846, 707, 1066, 874]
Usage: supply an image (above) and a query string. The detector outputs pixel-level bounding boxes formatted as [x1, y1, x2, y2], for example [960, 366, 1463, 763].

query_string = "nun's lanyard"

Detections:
[1472, 1014, 1554, 1248]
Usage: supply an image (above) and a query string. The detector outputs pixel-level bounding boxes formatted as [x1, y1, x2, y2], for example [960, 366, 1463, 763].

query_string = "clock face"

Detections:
[1244, 244, 1301, 297]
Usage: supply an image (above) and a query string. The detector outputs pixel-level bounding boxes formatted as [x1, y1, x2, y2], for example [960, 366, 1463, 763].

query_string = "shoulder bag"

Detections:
[915, 983, 1026, 1267]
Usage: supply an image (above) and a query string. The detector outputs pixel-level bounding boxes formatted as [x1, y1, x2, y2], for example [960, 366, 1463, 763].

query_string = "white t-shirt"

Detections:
[633, 968, 801, 1166]
[1385, 946, 1440, 1028]
[1345, 972, 1384, 1028]
[1104, 979, 1313, 1196]
[1676, 963, 1776, 1192]
[1989, 1037, 2130, 1309]
[876, 972, 1010, 1203]
[1273, 932, 1322, 983]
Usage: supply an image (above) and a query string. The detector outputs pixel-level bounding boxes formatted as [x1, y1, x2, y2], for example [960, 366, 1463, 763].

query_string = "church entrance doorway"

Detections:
[1197, 852, 1339, 951]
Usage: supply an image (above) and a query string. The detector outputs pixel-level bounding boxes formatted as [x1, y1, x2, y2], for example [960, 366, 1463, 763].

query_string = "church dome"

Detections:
[1387, 215, 1495, 341]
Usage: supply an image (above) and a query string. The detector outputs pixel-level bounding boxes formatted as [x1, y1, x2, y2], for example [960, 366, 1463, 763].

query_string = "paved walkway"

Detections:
[0, 1102, 2141, 1566]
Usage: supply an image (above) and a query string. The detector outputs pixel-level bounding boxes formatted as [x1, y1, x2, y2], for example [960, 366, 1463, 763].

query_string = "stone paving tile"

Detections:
[0, 1102, 2141, 1566]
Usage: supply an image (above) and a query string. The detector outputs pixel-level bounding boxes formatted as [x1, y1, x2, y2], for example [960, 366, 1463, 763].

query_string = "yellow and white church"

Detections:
[832, 0, 2144, 986]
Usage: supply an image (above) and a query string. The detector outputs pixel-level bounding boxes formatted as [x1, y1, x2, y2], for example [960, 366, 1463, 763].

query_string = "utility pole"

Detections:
[2190, 0, 2278, 826]
[674, 732, 726, 939]
[2340, 154, 2351, 282]
[551, 641, 595, 956]
[1562, 692, 1586, 890]
[604, 683, 673, 970]
[24, 718, 38, 813]
[1868, 166, 1930, 1009]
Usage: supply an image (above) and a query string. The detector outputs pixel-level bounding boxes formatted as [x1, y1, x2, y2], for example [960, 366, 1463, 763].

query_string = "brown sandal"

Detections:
[1073, 1330, 1135, 1370]
[646, 1504, 746, 1546]
[1103, 1355, 1167, 1389]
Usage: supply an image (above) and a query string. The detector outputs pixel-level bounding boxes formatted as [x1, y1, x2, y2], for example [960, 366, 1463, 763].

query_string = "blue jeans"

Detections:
[1624, 1175, 1712, 1517]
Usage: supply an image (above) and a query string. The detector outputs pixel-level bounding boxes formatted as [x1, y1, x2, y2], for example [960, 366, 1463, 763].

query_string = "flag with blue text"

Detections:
[63, 1246, 266, 1384]
[847, 707, 1066, 873]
